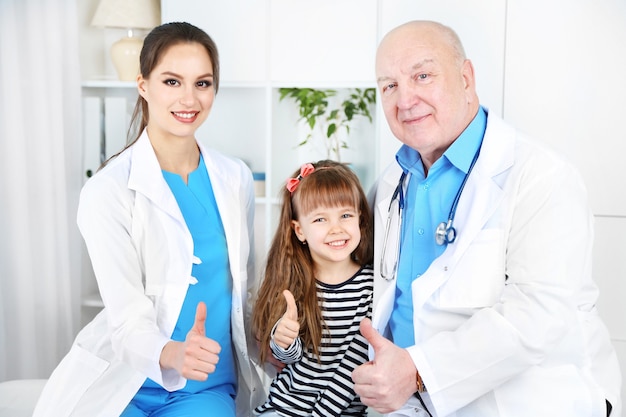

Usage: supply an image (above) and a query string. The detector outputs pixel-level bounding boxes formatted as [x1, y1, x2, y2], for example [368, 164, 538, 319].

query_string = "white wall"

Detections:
[504, 3, 626, 412]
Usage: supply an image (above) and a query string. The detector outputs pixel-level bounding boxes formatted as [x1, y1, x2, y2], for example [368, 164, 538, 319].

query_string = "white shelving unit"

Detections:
[80, 81, 138, 319]
[79, 0, 383, 316]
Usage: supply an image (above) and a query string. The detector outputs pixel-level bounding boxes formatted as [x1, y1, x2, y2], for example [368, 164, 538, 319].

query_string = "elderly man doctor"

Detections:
[352, 20, 621, 417]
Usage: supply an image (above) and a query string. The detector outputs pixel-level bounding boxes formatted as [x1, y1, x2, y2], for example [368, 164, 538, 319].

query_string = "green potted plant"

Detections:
[278, 87, 376, 162]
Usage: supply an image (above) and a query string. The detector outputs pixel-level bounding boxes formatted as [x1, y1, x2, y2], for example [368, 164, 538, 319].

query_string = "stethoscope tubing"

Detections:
[380, 141, 482, 280]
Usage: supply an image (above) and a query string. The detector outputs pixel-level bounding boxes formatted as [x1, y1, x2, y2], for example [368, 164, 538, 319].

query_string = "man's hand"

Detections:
[352, 318, 418, 413]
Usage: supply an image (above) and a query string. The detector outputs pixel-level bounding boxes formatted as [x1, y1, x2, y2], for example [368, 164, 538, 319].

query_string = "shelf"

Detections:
[82, 79, 136, 88]
[255, 197, 281, 205]
[82, 79, 269, 89]
[82, 292, 104, 308]
[271, 81, 376, 89]
[80, 79, 377, 90]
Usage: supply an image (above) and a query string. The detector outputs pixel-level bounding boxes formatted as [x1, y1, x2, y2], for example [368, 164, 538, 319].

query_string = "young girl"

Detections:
[252, 160, 374, 417]
[33, 22, 264, 416]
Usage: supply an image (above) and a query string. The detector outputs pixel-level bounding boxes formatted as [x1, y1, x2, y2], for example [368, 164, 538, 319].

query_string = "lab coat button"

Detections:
[417, 228, 424, 235]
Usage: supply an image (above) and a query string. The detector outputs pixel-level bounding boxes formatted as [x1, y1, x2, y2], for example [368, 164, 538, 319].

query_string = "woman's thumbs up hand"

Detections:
[160, 301, 222, 381]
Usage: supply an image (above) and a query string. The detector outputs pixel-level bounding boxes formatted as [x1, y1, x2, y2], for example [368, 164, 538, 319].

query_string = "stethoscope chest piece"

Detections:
[435, 220, 457, 246]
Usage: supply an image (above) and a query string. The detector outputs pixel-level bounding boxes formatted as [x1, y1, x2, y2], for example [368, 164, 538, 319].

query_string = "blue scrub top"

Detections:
[140, 154, 237, 397]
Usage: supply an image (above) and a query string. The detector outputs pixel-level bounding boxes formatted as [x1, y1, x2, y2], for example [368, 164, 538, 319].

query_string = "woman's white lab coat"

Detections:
[371, 113, 621, 417]
[33, 131, 268, 416]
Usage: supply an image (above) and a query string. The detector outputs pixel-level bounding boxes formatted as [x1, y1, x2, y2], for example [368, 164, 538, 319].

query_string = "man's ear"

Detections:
[461, 59, 476, 94]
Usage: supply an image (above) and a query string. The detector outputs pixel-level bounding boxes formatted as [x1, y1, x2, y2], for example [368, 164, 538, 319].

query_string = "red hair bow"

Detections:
[286, 163, 315, 193]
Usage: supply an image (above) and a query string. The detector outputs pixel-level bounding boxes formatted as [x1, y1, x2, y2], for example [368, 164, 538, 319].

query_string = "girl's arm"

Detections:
[269, 289, 303, 364]
[270, 324, 303, 365]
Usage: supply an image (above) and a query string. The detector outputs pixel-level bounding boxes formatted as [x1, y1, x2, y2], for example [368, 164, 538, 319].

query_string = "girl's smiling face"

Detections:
[292, 204, 361, 268]
[138, 42, 215, 142]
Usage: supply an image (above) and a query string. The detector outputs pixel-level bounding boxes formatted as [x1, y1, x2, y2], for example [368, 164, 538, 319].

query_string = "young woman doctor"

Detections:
[33, 22, 265, 416]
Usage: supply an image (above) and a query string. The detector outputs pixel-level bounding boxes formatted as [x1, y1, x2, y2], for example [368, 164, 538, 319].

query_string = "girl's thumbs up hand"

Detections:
[273, 290, 300, 349]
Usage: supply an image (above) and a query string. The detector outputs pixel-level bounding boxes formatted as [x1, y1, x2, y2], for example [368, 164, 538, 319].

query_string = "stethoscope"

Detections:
[380, 144, 482, 281]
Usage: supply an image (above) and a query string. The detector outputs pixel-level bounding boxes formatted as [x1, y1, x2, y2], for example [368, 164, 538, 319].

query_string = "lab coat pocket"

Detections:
[438, 229, 505, 308]
[494, 365, 598, 417]
[33, 343, 109, 417]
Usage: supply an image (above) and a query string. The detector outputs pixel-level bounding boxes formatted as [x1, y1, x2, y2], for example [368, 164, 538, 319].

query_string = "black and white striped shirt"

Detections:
[254, 266, 373, 417]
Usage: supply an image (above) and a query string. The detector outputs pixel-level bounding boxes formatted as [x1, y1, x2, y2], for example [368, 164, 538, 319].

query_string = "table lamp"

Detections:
[91, 0, 161, 81]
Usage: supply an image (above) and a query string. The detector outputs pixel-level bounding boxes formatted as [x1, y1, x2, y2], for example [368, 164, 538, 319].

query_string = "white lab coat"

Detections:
[371, 113, 622, 417]
[33, 131, 269, 416]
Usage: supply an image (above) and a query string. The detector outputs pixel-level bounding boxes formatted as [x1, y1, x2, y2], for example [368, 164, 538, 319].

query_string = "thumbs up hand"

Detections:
[160, 302, 222, 382]
[351, 318, 419, 413]
[273, 290, 300, 349]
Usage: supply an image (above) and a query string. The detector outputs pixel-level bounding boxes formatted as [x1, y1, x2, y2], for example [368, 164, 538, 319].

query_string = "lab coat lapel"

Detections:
[411, 114, 515, 311]
[372, 164, 404, 333]
[127, 131, 186, 227]
[199, 145, 242, 288]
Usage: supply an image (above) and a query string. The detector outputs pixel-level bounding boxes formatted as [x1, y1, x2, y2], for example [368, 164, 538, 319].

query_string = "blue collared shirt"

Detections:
[389, 107, 487, 348]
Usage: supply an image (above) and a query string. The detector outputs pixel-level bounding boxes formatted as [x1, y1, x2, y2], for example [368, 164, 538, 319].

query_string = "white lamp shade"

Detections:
[91, 0, 161, 29]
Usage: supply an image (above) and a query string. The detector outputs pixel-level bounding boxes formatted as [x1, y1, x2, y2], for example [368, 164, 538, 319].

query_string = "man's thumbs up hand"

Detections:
[352, 318, 419, 413]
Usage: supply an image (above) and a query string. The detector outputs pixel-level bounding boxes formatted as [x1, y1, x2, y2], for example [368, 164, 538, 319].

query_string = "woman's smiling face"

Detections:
[138, 41, 215, 141]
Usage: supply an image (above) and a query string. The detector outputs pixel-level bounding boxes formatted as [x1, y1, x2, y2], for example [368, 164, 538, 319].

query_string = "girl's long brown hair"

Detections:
[252, 160, 373, 362]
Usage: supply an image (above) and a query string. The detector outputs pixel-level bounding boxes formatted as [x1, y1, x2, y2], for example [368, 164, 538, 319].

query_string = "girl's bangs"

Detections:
[295, 174, 360, 216]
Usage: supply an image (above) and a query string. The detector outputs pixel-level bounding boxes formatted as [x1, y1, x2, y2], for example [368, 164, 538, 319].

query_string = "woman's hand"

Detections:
[160, 302, 221, 381]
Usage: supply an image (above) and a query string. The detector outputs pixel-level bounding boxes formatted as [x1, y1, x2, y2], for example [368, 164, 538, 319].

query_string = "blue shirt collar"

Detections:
[396, 106, 487, 175]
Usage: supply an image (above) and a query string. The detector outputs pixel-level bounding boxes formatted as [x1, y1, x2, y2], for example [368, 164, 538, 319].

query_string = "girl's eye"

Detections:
[417, 73, 429, 81]
[313, 217, 325, 223]
[164, 79, 179, 86]
[341, 213, 354, 219]
[197, 80, 212, 88]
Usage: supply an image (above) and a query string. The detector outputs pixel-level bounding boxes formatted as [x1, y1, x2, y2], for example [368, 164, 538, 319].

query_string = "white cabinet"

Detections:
[159, 0, 381, 265]
[504, 0, 626, 217]
[78, 0, 382, 314]
[80, 0, 511, 311]
[79, 0, 511, 313]
[268, 0, 378, 84]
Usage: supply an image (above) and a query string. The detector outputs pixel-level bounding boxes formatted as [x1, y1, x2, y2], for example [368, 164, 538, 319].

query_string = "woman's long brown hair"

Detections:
[252, 160, 373, 363]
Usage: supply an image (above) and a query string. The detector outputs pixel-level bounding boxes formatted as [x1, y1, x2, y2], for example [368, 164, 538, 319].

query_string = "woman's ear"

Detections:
[137, 74, 147, 99]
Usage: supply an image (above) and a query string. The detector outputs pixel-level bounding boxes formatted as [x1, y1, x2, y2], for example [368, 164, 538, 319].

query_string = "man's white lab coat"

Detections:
[371, 113, 621, 417]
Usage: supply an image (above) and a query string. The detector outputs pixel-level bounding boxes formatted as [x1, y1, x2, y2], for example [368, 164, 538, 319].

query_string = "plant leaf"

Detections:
[327, 123, 337, 138]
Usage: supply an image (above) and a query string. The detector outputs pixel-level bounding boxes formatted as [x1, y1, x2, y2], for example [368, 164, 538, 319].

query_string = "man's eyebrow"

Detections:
[412, 58, 435, 70]
[376, 59, 435, 83]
